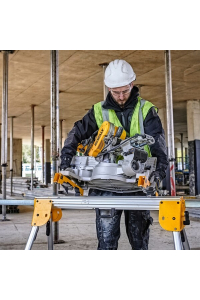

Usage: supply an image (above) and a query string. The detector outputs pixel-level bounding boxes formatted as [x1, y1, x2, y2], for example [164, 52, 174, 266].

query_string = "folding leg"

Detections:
[47, 217, 53, 250]
[173, 232, 183, 250]
[25, 226, 39, 250]
[181, 229, 190, 250]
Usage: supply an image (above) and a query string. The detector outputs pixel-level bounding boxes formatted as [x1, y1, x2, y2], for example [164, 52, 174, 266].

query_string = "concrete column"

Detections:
[187, 100, 200, 195]
[175, 148, 178, 159]
[185, 148, 188, 157]
[45, 139, 51, 185]
[185, 147, 188, 169]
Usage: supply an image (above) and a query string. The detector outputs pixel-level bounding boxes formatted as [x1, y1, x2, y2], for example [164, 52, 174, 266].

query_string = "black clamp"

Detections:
[1, 163, 8, 167]
[95, 208, 116, 218]
[183, 211, 190, 225]
[75, 187, 80, 196]
[169, 158, 176, 162]
[46, 221, 50, 236]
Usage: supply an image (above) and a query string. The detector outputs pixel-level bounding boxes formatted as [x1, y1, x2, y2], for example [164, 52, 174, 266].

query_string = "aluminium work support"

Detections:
[51, 50, 60, 243]
[165, 51, 176, 196]
[0, 196, 192, 250]
[31, 105, 35, 190]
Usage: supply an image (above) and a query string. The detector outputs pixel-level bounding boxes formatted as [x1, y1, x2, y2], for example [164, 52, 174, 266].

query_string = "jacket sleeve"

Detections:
[60, 107, 98, 161]
[144, 107, 169, 179]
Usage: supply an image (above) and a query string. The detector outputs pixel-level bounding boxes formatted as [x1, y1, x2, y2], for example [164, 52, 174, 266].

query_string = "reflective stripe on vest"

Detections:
[94, 97, 157, 156]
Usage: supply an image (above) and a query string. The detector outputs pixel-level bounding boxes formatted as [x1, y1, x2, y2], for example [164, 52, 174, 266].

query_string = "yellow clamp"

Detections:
[159, 197, 186, 232]
[54, 173, 84, 196]
[32, 199, 62, 227]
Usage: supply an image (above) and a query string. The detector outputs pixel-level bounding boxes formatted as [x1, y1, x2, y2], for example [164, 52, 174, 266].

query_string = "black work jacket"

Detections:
[61, 87, 168, 177]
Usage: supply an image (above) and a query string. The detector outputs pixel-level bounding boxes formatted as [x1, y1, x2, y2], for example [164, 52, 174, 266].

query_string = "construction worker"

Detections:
[61, 59, 168, 250]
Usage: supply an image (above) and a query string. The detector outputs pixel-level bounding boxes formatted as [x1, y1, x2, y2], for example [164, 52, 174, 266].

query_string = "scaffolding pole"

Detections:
[50, 50, 60, 242]
[1, 51, 9, 220]
[165, 50, 176, 196]
[30, 105, 35, 190]
[99, 63, 109, 100]
[41, 126, 45, 184]
[10, 116, 14, 195]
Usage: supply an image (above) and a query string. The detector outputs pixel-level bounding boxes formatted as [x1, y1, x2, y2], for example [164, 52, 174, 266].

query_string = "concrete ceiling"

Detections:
[0, 50, 199, 147]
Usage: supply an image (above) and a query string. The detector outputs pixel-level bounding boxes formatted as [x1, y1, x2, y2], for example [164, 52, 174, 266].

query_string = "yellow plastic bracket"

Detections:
[52, 207, 62, 222]
[32, 199, 53, 227]
[159, 197, 186, 232]
[138, 176, 150, 188]
[54, 173, 84, 196]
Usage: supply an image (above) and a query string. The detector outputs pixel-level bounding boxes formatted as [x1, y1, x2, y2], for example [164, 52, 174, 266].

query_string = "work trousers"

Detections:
[89, 189, 153, 250]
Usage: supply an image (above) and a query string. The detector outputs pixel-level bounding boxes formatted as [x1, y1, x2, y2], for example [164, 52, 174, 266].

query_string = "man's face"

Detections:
[109, 83, 133, 107]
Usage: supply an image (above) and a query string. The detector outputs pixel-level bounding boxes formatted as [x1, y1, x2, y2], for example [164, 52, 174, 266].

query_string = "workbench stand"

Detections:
[1, 196, 197, 250]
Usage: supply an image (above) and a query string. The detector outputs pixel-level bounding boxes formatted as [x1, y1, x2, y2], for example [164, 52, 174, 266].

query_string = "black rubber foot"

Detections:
[54, 239, 65, 244]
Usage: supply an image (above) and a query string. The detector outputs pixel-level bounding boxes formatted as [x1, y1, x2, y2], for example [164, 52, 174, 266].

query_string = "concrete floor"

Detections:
[1, 206, 200, 250]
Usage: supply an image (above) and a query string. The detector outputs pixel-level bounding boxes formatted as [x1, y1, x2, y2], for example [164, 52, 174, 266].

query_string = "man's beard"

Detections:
[111, 95, 128, 108]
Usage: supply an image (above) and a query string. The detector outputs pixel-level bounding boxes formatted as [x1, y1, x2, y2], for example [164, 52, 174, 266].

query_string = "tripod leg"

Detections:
[173, 232, 183, 250]
[25, 226, 39, 250]
[181, 229, 190, 250]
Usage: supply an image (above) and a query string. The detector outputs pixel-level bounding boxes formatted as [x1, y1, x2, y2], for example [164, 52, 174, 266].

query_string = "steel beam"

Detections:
[165, 50, 176, 196]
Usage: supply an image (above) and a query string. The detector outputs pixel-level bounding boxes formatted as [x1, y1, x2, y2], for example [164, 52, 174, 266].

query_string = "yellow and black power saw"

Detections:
[54, 121, 158, 195]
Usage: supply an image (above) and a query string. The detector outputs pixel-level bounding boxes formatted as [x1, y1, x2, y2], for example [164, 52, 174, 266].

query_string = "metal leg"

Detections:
[48, 217, 54, 250]
[25, 226, 39, 250]
[53, 221, 65, 244]
[173, 231, 183, 250]
[181, 229, 190, 250]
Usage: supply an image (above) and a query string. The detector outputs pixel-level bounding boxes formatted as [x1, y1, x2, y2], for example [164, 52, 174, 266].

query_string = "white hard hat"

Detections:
[104, 59, 136, 88]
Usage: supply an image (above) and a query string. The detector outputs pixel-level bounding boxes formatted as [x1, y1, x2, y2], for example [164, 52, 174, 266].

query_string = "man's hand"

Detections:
[149, 170, 163, 188]
[60, 157, 72, 171]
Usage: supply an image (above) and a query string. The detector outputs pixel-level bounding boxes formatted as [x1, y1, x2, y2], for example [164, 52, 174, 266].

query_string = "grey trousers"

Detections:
[89, 189, 153, 250]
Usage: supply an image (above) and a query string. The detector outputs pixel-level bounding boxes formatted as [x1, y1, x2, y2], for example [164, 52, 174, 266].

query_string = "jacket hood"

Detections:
[102, 86, 139, 112]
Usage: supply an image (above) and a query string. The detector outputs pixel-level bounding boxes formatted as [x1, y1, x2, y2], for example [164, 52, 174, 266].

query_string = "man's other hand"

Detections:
[60, 157, 72, 170]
